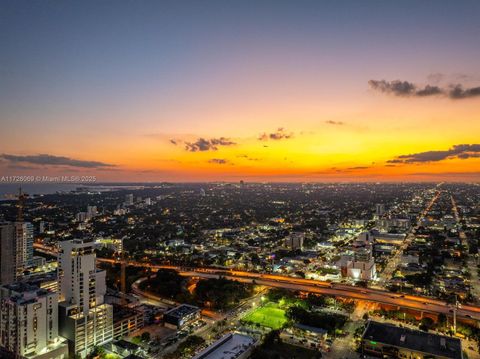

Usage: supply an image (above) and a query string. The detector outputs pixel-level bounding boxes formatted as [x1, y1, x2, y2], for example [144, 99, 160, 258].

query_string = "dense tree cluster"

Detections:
[195, 277, 253, 309]
[142, 270, 253, 309]
[164, 335, 205, 359]
[143, 269, 185, 299]
[286, 306, 347, 333]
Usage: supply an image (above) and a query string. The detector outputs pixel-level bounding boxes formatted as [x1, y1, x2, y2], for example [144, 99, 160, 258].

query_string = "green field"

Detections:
[242, 302, 287, 329]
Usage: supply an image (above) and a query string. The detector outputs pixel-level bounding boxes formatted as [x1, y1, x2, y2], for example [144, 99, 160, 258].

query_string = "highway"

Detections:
[35, 242, 480, 323]
[451, 194, 480, 303]
[380, 188, 441, 281]
[181, 270, 480, 322]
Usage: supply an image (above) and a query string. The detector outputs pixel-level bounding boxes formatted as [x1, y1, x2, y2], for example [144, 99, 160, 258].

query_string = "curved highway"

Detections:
[34, 242, 480, 322]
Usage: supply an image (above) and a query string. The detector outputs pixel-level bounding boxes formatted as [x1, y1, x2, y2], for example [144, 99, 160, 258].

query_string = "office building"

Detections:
[163, 304, 201, 330]
[57, 240, 113, 358]
[125, 194, 134, 206]
[75, 212, 88, 223]
[0, 282, 68, 359]
[285, 232, 304, 251]
[338, 247, 377, 281]
[16, 222, 34, 269]
[86, 206, 98, 219]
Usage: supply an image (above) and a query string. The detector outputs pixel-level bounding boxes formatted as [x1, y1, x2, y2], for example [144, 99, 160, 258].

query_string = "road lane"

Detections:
[34, 242, 480, 322]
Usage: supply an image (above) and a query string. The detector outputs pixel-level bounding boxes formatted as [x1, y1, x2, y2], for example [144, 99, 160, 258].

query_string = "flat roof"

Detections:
[112, 304, 142, 321]
[1, 283, 52, 304]
[164, 304, 200, 319]
[193, 333, 255, 359]
[363, 321, 462, 359]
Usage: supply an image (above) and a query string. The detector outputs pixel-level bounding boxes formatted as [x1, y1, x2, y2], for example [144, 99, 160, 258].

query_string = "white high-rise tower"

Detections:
[57, 240, 113, 358]
[0, 282, 69, 358]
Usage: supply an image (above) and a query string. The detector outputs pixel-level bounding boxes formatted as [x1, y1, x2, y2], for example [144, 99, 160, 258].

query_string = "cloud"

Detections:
[386, 159, 403, 164]
[0, 154, 115, 168]
[237, 154, 260, 161]
[6, 164, 37, 170]
[415, 85, 443, 96]
[328, 166, 372, 173]
[368, 80, 416, 96]
[184, 137, 236, 152]
[208, 158, 229, 164]
[368, 79, 480, 99]
[388, 144, 480, 163]
[448, 85, 480, 99]
[258, 128, 293, 141]
[347, 166, 370, 170]
[325, 120, 345, 125]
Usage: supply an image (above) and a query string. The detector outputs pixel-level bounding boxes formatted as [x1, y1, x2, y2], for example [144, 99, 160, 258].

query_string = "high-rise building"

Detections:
[375, 203, 386, 217]
[0, 222, 34, 285]
[86, 206, 98, 219]
[16, 222, 34, 269]
[125, 194, 134, 206]
[39, 221, 46, 234]
[57, 240, 113, 358]
[285, 231, 304, 251]
[0, 223, 16, 285]
[75, 212, 88, 223]
[0, 282, 68, 359]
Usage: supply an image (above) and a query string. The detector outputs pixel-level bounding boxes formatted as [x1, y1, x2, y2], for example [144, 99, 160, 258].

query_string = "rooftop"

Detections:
[363, 321, 462, 359]
[164, 304, 200, 319]
[1, 282, 52, 305]
[193, 333, 256, 359]
[113, 304, 142, 321]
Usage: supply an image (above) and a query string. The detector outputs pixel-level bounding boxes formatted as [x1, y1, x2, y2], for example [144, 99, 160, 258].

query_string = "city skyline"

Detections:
[1, 1, 480, 182]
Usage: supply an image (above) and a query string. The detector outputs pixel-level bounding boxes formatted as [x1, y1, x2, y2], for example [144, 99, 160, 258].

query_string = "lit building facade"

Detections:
[0, 283, 68, 359]
[57, 240, 113, 358]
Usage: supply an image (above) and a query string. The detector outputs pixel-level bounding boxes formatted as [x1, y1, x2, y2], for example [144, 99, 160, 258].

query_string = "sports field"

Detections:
[242, 302, 287, 329]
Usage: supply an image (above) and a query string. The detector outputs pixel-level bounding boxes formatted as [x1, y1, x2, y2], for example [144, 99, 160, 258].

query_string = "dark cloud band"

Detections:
[369, 79, 480, 99]
[0, 154, 115, 168]
[388, 144, 480, 163]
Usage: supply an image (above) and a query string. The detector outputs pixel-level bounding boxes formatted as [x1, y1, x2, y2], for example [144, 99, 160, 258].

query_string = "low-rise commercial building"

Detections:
[361, 321, 462, 359]
[112, 305, 144, 339]
[163, 304, 200, 330]
[193, 333, 256, 359]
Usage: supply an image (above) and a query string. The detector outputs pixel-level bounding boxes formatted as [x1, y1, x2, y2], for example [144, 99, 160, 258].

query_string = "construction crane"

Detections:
[120, 249, 127, 305]
[17, 187, 28, 222]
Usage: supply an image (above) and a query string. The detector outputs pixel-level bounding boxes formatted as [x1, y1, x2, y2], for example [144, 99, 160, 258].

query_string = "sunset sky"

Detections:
[1, 0, 480, 182]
